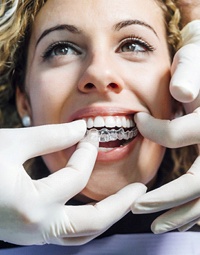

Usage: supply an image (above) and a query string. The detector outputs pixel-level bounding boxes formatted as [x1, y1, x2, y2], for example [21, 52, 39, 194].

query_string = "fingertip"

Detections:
[119, 183, 147, 197]
[151, 221, 165, 235]
[134, 112, 151, 124]
[80, 129, 99, 148]
[131, 200, 148, 214]
[67, 119, 87, 133]
[75, 119, 87, 127]
[117, 183, 147, 213]
[151, 225, 160, 234]
[170, 84, 197, 103]
[131, 201, 141, 214]
[134, 183, 148, 194]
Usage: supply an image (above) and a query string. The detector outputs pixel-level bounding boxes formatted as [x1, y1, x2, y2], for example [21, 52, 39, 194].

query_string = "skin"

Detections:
[17, 0, 173, 201]
[177, 0, 200, 25]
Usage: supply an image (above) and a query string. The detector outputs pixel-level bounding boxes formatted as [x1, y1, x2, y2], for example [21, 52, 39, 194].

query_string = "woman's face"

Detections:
[17, 0, 172, 201]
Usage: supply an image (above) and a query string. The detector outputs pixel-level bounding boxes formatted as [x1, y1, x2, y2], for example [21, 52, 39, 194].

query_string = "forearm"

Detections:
[177, 0, 200, 26]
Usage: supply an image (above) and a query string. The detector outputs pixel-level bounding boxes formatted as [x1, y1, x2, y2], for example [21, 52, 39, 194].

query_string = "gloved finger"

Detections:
[59, 183, 146, 241]
[178, 219, 198, 232]
[170, 44, 200, 103]
[134, 111, 200, 148]
[151, 198, 200, 234]
[50, 234, 101, 246]
[37, 130, 99, 203]
[132, 156, 200, 214]
[178, 217, 200, 232]
[1, 120, 87, 163]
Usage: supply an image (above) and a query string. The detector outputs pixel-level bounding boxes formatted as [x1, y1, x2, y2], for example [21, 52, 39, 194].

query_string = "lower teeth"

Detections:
[86, 127, 138, 142]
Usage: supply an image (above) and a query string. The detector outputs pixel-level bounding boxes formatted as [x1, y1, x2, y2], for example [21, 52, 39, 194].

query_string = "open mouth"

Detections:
[85, 115, 138, 150]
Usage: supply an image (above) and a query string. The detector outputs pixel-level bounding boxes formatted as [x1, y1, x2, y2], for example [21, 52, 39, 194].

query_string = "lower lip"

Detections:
[97, 135, 140, 162]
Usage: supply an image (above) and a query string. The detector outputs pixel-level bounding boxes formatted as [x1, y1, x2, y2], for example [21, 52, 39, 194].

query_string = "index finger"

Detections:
[0, 120, 87, 164]
[170, 44, 200, 103]
[132, 156, 200, 213]
[134, 111, 200, 148]
[37, 130, 99, 203]
[50, 183, 146, 246]
[61, 184, 146, 238]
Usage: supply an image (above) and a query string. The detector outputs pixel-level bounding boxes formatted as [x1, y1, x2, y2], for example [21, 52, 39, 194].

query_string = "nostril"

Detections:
[109, 83, 118, 89]
[82, 82, 122, 93]
[85, 83, 95, 89]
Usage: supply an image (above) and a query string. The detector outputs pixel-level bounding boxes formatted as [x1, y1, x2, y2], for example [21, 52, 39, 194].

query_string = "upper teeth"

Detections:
[84, 116, 135, 129]
[87, 127, 138, 142]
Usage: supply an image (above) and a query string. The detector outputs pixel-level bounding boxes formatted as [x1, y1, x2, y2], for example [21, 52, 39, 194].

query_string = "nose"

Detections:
[77, 53, 124, 94]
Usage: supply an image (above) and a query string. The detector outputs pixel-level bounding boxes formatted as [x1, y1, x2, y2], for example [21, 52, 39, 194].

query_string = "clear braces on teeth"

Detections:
[87, 127, 138, 142]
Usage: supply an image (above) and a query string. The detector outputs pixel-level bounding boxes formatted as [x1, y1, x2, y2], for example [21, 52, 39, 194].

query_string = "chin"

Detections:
[78, 144, 165, 202]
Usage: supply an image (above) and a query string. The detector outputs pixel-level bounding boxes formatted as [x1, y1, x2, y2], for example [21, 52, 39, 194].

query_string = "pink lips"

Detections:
[69, 106, 135, 121]
[97, 136, 139, 162]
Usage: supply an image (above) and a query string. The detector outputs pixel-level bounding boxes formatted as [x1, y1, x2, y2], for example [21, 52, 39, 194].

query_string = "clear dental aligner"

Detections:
[87, 127, 138, 142]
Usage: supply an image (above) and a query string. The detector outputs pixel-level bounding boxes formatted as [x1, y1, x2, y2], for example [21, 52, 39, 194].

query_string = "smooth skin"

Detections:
[17, 0, 173, 201]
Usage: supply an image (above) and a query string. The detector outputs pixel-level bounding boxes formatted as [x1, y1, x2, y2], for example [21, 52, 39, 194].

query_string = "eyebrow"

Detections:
[36, 24, 82, 47]
[36, 19, 158, 47]
[114, 19, 158, 37]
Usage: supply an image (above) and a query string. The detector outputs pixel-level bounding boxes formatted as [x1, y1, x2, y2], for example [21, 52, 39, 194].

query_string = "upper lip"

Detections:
[69, 106, 136, 122]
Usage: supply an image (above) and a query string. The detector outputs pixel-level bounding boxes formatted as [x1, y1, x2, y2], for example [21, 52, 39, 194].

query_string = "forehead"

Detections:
[33, 0, 165, 38]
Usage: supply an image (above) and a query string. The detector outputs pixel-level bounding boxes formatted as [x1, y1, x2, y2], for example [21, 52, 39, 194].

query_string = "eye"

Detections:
[120, 37, 155, 53]
[122, 42, 144, 52]
[42, 41, 82, 60]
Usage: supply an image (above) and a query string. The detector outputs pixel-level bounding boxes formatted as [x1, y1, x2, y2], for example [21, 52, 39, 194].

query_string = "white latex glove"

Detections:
[131, 20, 200, 234]
[170, 20, 200, 103]
[131, 110, 200, 234]
[0, 120, 146, 245]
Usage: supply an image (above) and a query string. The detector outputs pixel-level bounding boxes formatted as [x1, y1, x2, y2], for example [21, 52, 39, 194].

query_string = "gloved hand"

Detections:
[131, 111, 200, 233]
[131, 20, 200, 234]
[0, 120, 146, 245]
[170, 20, 200, 104]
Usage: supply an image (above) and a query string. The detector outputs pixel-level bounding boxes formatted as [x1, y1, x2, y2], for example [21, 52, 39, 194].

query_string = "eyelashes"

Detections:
[119, 36, 155, 53]
[41, 41, 82, 60]
[41, 35, 156, 62]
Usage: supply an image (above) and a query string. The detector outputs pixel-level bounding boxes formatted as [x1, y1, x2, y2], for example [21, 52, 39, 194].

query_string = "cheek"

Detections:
[146, 70, 172, 118]
[125, 63, 172, 118]
[27, 68, 77, 124]
[137, 139, 166, 185]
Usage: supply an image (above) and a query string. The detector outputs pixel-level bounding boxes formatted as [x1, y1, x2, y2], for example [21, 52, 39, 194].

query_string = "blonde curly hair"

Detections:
[0, 0, 47, 127]
[0, 0, 197, 180]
